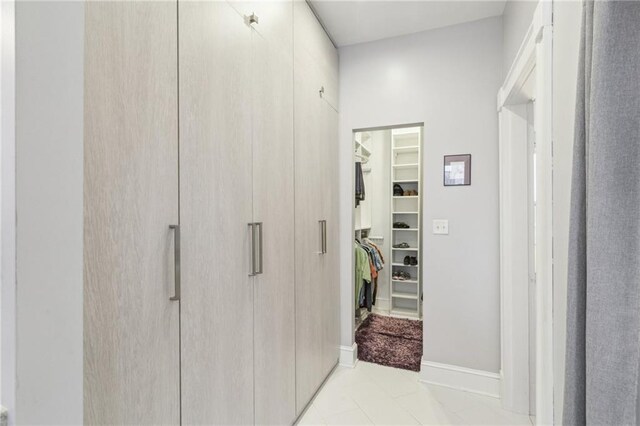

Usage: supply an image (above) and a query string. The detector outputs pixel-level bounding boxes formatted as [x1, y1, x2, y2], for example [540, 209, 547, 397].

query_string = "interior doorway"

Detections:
[352, 123, 424, 372]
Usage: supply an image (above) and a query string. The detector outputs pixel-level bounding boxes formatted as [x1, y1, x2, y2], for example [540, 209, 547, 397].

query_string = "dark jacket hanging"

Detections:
[355, 161, 365, 206]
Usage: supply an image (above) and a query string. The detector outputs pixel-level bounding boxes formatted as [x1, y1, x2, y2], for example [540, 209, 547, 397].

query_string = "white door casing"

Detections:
[498, 1, 553, 423]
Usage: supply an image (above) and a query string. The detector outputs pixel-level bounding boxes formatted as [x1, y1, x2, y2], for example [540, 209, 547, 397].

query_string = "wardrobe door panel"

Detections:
[84, 2, 180, 424]
[320, 101, 341, 376]
[179, 2, 254, 424]
[252, 24, 296, 425]
[294, 58, 326, 414]
[293, 0, 338, 108]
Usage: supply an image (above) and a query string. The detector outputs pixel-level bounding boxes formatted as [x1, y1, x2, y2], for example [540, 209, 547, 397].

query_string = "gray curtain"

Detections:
[564, 0, 640, 424]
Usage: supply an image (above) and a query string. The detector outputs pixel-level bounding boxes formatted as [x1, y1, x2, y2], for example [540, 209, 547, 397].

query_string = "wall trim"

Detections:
[1, 0, 17, 423]
[419, 360, 501, 398]
[497, 1, 554, 423]
[339, 343, 358, 368]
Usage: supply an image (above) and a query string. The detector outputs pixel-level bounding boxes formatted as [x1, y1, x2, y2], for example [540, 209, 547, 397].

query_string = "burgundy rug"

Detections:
[355, 314, 423, 372]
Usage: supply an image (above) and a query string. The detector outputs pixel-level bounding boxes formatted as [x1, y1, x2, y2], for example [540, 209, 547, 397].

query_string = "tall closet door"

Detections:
[251, 5, 297, 425]
[294, 57, 326, 413]
[178, 2, 254, 424]
[84, 2, 180, 424]
[294, 0, 340, 413]
[320, 99, 341, 377]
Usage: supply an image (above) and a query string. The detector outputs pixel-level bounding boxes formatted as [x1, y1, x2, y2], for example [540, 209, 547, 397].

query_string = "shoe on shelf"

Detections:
[393, 242, 410, 248]
[393, 222, 410, 229]
[403, 256, 411, 265]
[410, 256, 418, 266]
[400, 271, 412, 280]
[393, 184, 404, 196]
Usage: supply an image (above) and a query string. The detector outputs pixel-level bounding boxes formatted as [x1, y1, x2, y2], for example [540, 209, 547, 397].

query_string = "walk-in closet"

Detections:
[353, 125, 425, 370]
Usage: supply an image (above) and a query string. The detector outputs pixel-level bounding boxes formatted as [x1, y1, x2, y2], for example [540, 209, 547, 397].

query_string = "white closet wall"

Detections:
[369, 131, 392, 307]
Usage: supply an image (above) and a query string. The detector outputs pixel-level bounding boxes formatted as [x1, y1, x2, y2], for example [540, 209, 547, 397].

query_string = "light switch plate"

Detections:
[433, 219, 449, 235]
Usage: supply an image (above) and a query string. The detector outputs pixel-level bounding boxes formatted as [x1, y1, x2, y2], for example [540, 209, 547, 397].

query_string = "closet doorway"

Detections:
[352, 124, 424, 371]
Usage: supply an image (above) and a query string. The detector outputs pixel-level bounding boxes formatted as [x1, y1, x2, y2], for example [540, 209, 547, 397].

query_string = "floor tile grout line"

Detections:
[349, 395, 377, 425]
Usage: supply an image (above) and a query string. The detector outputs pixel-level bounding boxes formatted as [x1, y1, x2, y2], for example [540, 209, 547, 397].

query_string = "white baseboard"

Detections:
[419, 360, 501, 398]
[372, 297, 390, 314]
[339, 343, 358, 368]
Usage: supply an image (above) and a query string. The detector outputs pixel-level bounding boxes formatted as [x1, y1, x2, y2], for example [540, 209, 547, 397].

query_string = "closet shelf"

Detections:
[392, 130, 420, 139]
[393, 196, 418, 199]
[393, 211, 419, 214]
[393, 179, 419, 183]
[392, 146, 419, 153]
[392, 279, 418, 284]
[392, 228, 419, 231]
[392, 163, 419, 169]
[390, 308, 419, 318]
[391, 263, 419, 267]
[392, 293, 418, 300]
[392, 247, 419, 251]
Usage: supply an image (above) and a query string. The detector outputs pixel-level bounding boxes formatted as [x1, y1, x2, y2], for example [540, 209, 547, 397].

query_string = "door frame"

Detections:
[341, 122, 423, 368]
[497, 1, 553, 424]
[1, 0, 17, 421]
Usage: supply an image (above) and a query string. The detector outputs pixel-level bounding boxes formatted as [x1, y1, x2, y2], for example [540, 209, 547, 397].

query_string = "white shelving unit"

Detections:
[390, 127, 422, 319]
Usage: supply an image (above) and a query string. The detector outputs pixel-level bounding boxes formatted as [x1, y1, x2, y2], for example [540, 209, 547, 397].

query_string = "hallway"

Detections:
[299, 362, 533, 425]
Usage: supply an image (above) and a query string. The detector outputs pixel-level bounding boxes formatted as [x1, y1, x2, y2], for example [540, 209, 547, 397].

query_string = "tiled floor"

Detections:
[297, 361, 534, 425]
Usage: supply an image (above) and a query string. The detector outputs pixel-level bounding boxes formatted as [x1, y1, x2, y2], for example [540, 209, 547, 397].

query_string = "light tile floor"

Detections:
[298, 361, 534, 426]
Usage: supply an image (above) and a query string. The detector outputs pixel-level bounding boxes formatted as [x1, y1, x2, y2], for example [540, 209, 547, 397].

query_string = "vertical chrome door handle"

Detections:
[249, 222, 264, 276]
[169, 224, 180, 301]
[255, 222, 263, 275]
[322, 220, 327, 254]
[249, 223, 256, 276]
[318, 220, 327, 255]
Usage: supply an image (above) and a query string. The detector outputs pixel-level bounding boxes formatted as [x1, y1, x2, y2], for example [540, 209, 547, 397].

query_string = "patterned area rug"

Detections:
[355, 314, 423, 372]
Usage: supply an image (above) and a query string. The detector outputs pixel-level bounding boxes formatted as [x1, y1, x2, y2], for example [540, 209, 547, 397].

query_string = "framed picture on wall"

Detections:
[444, 154, 471, 186]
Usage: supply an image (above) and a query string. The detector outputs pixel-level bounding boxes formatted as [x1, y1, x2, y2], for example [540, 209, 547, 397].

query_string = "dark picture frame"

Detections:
[443, 154, 471, 186]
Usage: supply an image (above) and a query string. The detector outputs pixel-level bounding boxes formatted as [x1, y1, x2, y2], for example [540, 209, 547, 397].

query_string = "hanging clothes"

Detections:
[355, 239, 385, 312]
[355, 161, 365, 206]
[354, 242, 371, 310]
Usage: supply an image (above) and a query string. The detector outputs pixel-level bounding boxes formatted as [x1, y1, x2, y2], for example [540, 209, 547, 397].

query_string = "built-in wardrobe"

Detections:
[84, 1, 339, 424]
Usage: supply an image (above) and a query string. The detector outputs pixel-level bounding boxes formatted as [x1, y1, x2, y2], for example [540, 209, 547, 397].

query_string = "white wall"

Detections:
[369, 130, 391, 308]
[502, 0, 538, 77]
[339, 16, 503, 373]
[13, 2, 84, 423]
[551, 1, 581, 422]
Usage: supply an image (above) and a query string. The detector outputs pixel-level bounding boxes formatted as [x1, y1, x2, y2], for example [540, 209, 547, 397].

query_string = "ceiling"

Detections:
[308, 0, 507, 47]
